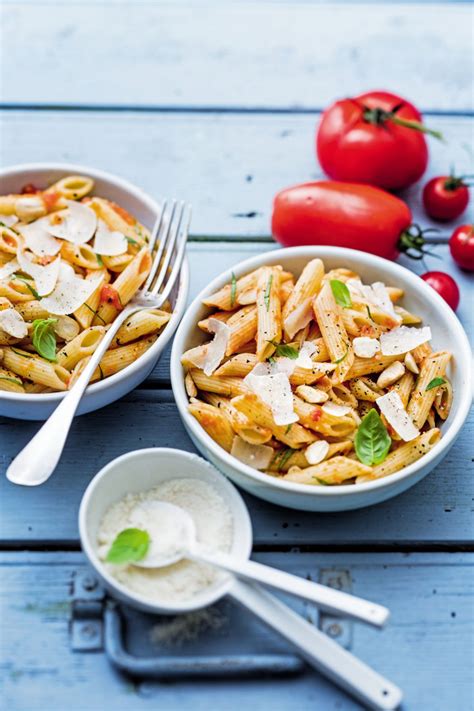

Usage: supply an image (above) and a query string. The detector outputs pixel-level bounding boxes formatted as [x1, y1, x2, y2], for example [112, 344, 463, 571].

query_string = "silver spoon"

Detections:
[129, 501, 388, 628]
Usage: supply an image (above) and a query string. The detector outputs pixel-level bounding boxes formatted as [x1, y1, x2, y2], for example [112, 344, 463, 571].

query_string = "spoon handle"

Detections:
[191, 547, 388, 628]
[230, 581, 402, 711]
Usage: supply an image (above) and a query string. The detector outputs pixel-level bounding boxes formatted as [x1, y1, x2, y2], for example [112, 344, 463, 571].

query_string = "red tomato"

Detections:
[449, 224, 474, 271]
[272, 181, 418, 260]
[421, 271, 460, 310]
[21, 183, 40, 194]
[100, 284, 123, 311]
[423, 176, 470, 221]
[316, 91, 440, 191]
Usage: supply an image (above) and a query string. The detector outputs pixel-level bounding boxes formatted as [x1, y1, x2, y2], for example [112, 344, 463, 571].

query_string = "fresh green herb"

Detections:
[32, 318, 58, 361]
[268, 340, 299, 359]
[264, 274, 273, 311]
[96, 254, 104, 267]
[285, 424, 292, 434]
[354, 409, 392, 466]
[11, 348, 32, 358]
[334, 343, 350, 365]
[425, 377, 446, 391]
[366, 305, 374, 322]
[330, 279, 352, 308]
[13, 275, 41, 300]
[314, 477, 330, 486]
[268, 356, 276, 365]
[0, 375, 22, 386]
[230, 272, 237, 308]
[106, 528, 150, 564]
[278, 448, 296, 470]
[126, 236, 139, 246]
[83, 303, 106, 325]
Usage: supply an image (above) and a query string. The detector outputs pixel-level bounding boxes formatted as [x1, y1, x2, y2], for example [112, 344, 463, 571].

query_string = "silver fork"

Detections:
[7, 200, 191, 487]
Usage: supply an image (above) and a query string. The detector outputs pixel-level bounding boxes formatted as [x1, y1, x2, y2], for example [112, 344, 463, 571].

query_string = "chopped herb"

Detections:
[354, 408, 391, 466]
[126, 236, 139, 246]
[0, 375, 22, 386]
[13, 275, 40, 300]
[106, 528, 150, 564]
[285, 424, 292, 434]
[230, 272, 237, 307]
[330, 279, 352, 308]
[96, 254, 104, 267]
[264, 274, 273, 311]
[268, 356, 276, 365]
[269, 340, 299, 359]
[314, 477, 330, 486]
[334, 343, 350, 365]
[366, 305, 374, 322]
[425, 377, 446, 391]
[32, 318, 58, 361]
[278, 448, 296, 470]
[11, 348, 32, 358]
[83, 303, 106, 325]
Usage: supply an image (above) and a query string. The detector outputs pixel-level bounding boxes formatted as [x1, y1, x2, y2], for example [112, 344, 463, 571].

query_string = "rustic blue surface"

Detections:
[0, 2, 473, 710]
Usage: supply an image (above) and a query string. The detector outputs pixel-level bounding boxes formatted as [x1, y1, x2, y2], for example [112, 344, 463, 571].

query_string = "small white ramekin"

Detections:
[0, 163, 189, 420]
[171, 245, 472, 512]
[79, 448, 253, 615]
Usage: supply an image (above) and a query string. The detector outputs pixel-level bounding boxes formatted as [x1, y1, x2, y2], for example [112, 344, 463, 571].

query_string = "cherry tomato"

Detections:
[423, 175, 470, 221]
[100, 284, 123, 311]
[316, 91, 441, 191]
[272, 181, 418, 260]
[421, 271, 460, 310]
[449, 224, 474, 271]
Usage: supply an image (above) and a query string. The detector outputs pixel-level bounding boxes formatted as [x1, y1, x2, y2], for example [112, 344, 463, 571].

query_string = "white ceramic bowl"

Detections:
[171, 245, 472, 512]
[78, 448, 253, 615]
[0, 163, 189, 420]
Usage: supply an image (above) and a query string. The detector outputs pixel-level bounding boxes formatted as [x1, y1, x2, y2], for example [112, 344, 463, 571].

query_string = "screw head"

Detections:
[82, 575, 97, 591]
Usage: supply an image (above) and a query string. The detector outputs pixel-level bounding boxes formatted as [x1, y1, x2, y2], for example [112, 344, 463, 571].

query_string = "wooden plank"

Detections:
[1, 111, 472, 239]
[2, 2, 473, 111]
[146, 242, 474, 385]
[1, 551, 472, 711]
[1, 388, 473, 546]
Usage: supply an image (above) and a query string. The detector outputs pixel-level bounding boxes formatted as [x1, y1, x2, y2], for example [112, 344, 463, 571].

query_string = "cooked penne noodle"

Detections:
[226, 306, 258, 356]
[283, 456, 371, 485]
[45, 175, 94, 201]
[232, 393, 315, 448]
[407, 351, 452, 429]
[94, 247, 151, 324]
[190, 369, 248, 398]
[313, 281, 354, 383]
[356, 429, 441, 483]
[256, 267, 282, 361]
[112, 309, 170, 347]
[188, 400, 235, 452]
[0, 366, 25, 392]
[3, 347, 70, 390]
[57, 327, 106, 369]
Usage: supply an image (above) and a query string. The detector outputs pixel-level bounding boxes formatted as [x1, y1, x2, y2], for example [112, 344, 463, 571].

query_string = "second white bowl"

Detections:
[171, 245, 472, 512]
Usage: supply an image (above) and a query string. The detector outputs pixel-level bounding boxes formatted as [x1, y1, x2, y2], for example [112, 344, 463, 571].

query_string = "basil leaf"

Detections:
[330, 279, 352, 308]
[269, 341, 299, 359]
[106, 528, 150, 564]
[32, 318, 58, 361]
[126, 236, 139, 246]
[13, 275, 41, 300]
[230, 272, 237, 307]
[354, 409, 392, 466]
[264, 274, 273, 311]
[425, 377, 446, 391]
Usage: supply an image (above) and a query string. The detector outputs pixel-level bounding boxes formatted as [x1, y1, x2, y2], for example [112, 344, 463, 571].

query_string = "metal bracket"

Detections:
[70, 571, 105, 652]
[318, 568, 353, 650]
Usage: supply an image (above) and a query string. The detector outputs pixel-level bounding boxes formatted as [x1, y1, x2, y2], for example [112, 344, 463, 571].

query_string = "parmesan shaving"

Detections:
[230, 436, 274, 470]
[347, 278, 401, 323]
[47, 200, 97, 244]
[244, 368, 298, 426]
[305, 440, 330, 465]
[17, 219, 62, 257]
[321, 402, 352, 417]
[276, 341, 317, 376]
[0, 258, 20, 280]
[17, 250, 61, 296]
[353, 336, 380, 359]
[380, 326, 432, 356]
[41, 272, 102, 315]
[284, 299, 313, 340]
[376, 391, 419, 441]
[0, 308, 28, 338]
[93, 219, 128, 256]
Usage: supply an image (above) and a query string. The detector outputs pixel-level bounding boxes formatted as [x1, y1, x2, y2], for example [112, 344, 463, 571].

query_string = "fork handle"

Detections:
[6, 306, 134, 487]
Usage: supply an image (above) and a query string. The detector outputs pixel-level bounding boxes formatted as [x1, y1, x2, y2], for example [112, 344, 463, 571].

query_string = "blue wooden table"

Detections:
[1, 2, 473, 709]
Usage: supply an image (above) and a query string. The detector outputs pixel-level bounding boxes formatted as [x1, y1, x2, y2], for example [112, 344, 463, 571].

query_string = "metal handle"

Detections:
[192, 547, 389, 628]
[230, 582, 403, 711]
[6, 307, 132, 487]
[103, 600, 303, 678]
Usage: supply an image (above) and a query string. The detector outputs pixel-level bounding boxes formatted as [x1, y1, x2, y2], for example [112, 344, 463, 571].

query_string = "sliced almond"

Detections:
[404, 351, 419, 375]
[376, 361, 406, 389]
[305, 440, 330, 465]
[295, 385, 329, 404]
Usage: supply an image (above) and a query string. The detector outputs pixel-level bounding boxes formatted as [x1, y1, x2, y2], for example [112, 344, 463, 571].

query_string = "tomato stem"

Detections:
[398, 225, 442, 260]
[362, 107, 443, 140]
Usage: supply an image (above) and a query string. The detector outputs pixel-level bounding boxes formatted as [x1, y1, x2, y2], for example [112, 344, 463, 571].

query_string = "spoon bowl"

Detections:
[130, 500, 196, 568]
